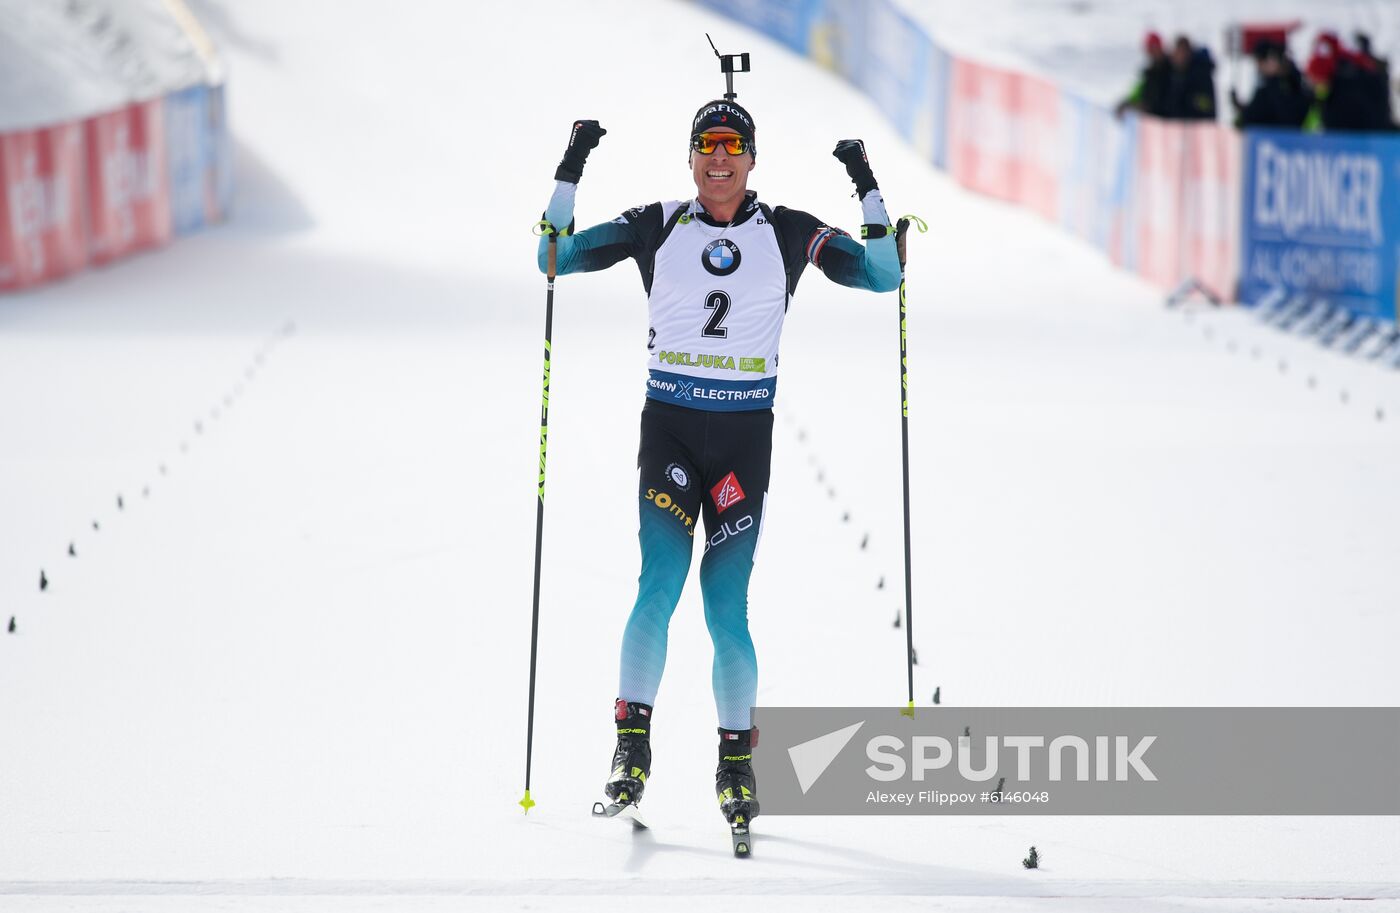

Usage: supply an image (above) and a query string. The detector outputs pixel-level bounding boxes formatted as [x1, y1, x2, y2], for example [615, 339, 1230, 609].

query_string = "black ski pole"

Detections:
[895, 214, 926, 718]
[520, 234, 557, 814]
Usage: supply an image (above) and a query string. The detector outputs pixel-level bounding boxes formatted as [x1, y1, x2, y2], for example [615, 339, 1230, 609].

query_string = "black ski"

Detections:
[730, 822, 751, 856]
[726, 809, 753, 857]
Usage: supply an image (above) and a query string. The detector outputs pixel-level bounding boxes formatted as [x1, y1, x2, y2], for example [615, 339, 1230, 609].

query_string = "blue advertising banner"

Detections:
[1240, 128, 1400, 321]
[693, 0, 825, 56]
[165, 85, 212, 235]
[1108, 113, 1138, 271]
[925, 42, 951, 170]
[810, 0, 864, 82]
[856, 1, 932, 144]
[164, 83, 233, 235]
[1059, 93, 1136, 259]
[1059, 93, 1103, 247]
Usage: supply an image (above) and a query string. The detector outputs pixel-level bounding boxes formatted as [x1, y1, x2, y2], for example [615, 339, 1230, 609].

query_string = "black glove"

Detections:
[555, 120, 607, 184]
[833, 139, 878, 199]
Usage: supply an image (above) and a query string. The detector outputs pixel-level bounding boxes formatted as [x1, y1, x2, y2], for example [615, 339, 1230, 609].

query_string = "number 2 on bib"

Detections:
[702, 290, 731, 339]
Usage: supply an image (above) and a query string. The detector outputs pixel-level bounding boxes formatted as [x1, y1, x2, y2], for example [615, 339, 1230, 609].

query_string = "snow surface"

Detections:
[2, 0, 1399, 910]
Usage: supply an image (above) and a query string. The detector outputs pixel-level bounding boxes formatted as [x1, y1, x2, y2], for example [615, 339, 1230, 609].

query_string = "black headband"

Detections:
[691, 99, 756, 150]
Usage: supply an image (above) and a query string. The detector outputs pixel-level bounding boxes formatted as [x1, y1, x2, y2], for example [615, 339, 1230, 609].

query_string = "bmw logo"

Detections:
[702, 239, 741, 276]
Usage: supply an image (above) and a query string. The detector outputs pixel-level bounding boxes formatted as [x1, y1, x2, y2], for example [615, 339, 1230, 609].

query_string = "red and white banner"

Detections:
[0, 122, 87, 290]
[1131, 116, 1187, 289]
[947, 59, 1061, 222]
[1016, 74, 1061, 222]
[2, 87, 227, 294]
[1182, 124, 1241, 299]
[1128, 118, 1241, 294]
[948, 61, 1018, 203]
[85, 101, 172, 265]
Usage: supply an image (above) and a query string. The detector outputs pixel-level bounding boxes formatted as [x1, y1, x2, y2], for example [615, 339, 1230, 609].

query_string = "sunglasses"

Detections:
[690, 132, 750, 155]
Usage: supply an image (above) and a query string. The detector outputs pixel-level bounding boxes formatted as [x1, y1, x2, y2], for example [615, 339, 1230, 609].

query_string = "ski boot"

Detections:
[716, 726, 759, 856]
[592, 700, 652, 823]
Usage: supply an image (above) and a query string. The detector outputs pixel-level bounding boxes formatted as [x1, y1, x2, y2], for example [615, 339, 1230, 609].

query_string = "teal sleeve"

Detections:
[784, 189, 901, 292]
[820, 232, 901, 292]
[537, 219, 638, 275]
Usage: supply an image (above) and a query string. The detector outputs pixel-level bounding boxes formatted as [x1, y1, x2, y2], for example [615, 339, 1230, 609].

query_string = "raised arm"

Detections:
[819, 139, 902, 292]
[538, 120, 640, 275]
[768, 141, 903, 294]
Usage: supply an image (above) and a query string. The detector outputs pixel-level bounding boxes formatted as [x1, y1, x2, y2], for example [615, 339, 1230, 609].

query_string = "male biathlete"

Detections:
[538, 99, 900, 835]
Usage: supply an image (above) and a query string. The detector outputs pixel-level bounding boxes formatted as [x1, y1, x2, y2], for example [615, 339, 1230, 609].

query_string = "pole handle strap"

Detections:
[532, 219, 573, 238]
[898, 213, 928, 233]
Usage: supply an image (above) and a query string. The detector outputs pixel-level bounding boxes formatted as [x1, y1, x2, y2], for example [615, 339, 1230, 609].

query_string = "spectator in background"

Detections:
[1353, 32, 1397, 129]
[1232, 40, 1311, 127]
[1303, 32, 1345, 129]
[1115, 31, 1171, 118]
[1164, 35, 1217, 120]
[1354, 31, 1382, 67]
[1305, 31, 1392, 131]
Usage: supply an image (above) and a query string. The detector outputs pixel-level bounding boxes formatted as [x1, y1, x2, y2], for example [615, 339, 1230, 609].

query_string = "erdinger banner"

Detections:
[947, 60, 1061, 223]
[754, 707, 1400, 815]
[0, 122, 87, 291]
[85, 101, 172, 264]
[1240, 129, 1400, 321]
